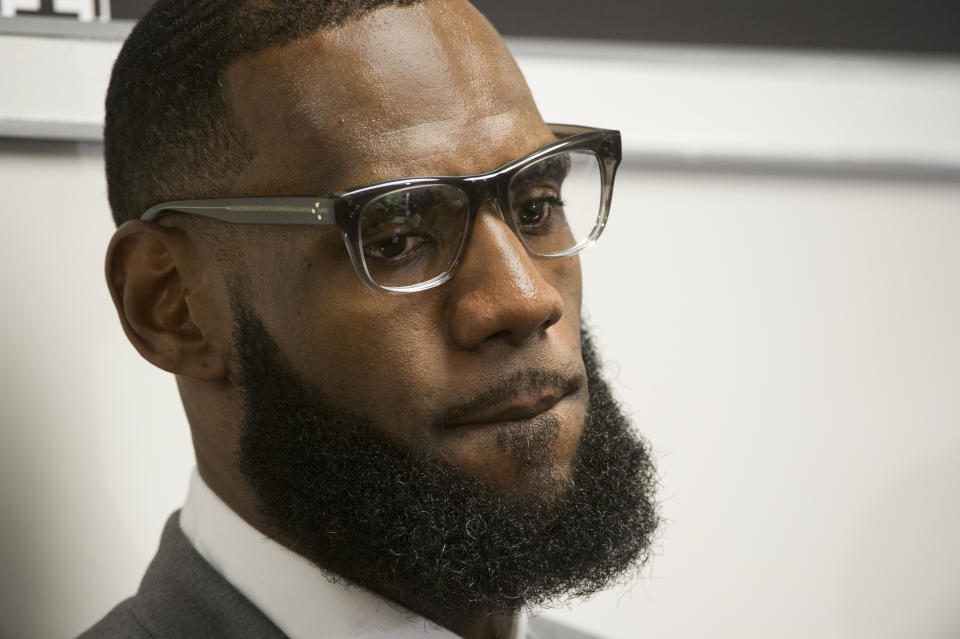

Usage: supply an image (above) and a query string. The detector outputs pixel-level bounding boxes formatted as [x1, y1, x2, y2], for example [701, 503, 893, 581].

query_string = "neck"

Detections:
[447, 614, 518, 639]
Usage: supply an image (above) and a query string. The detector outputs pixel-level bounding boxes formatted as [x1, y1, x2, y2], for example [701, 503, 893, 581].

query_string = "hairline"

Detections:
[105, 0, 429, 227]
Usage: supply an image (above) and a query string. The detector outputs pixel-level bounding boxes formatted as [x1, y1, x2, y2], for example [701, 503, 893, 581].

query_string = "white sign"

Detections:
[1, 0, 112, 22]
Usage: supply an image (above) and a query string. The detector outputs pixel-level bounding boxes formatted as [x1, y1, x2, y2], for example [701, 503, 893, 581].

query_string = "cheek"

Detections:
[249, 239, 449, 439]
[299, 299, 450, 443]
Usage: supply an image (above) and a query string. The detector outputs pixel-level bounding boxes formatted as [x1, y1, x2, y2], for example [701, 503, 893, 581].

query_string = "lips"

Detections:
[444, 391, 568, 428]
[436, 369, 585, 430]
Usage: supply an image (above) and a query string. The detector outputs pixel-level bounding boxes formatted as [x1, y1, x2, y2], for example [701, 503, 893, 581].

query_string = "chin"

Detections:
[437, 414, 583, 504]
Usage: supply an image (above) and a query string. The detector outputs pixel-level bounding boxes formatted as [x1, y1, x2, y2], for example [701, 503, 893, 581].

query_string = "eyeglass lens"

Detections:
[507, 149, 602, 257]
[357, 149, 603, 290]
[359, 185, 471, 289]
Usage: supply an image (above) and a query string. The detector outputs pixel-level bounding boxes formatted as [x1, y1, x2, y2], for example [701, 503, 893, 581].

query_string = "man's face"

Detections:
[168, 0, 658, 623]
[219, 0, 586, 493]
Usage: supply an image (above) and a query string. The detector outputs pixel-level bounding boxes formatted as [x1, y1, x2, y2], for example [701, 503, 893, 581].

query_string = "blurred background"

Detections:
[1, 1, 959, 637]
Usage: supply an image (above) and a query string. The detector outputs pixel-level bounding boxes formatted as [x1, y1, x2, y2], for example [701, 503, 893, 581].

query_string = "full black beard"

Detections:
[234, 302, 659, 627]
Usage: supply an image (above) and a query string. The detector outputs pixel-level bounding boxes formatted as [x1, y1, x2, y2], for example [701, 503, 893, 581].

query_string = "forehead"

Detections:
[222, 0, 552, 196]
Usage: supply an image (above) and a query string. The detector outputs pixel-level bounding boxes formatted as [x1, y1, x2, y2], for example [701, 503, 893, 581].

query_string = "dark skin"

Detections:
[106, 2, 587, 637]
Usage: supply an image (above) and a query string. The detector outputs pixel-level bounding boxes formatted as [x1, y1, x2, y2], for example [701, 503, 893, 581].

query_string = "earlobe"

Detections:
[106, 220, 229, 381]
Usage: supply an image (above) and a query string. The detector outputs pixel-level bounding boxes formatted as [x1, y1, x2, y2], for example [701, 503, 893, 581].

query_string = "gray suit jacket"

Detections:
[78, 513, 601, 639]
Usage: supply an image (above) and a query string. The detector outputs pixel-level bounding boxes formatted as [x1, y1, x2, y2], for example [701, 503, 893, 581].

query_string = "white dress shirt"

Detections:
[179, 469, 528, 639]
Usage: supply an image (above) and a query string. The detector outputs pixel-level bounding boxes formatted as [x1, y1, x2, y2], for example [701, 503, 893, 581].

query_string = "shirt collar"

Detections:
[179, 469, 528, 639]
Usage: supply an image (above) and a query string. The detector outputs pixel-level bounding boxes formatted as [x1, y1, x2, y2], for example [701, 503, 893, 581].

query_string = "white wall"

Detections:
[571, 168, 960, 639]
[1, 32, 959, 639]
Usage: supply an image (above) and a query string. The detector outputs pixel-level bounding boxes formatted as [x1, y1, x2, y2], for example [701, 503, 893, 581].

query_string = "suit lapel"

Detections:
[131, 512, 288, 639]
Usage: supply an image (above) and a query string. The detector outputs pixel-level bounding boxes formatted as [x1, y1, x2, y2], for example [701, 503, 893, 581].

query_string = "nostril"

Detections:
[481, 329, 512, 346]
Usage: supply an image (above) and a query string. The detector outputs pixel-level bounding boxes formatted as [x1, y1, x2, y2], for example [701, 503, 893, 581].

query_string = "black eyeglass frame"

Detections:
[141, 123, 621, 294]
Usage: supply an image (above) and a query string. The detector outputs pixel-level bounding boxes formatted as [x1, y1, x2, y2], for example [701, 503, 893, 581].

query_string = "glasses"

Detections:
[142, 123, 621, 294]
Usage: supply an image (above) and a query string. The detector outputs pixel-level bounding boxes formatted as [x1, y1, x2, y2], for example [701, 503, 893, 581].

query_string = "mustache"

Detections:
[432, 368, 586, 429]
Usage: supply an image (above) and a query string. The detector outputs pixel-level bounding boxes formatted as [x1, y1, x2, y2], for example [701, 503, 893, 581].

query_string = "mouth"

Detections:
[430, 369, 589, 485]
[436, 369, 585, 430]
[443, 392, 568, 429]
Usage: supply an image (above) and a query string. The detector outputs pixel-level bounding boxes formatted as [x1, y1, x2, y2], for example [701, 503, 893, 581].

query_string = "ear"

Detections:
[106, 220, 229, 380]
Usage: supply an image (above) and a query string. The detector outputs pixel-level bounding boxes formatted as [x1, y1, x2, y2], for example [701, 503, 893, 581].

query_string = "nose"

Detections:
[446, 206, 565, 350]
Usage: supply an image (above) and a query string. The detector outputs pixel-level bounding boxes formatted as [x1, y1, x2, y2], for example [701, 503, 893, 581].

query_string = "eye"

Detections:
[517, 195, 564, 230]
[364, 233, 426, 260]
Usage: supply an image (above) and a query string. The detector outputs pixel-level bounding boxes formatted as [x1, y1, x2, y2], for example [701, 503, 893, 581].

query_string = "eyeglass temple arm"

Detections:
[140, 197, 339, 225]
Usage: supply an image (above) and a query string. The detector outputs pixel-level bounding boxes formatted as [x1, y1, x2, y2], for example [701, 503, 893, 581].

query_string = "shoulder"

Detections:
[75, 512, 286, 639]
[76, 598, 154, 639]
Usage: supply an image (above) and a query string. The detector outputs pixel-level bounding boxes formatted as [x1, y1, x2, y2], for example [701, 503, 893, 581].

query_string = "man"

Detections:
[80, 0, 658, 637]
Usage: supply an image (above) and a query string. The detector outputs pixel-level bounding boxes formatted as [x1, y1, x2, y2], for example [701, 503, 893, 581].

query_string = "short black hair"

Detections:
[104, 0, 425, 226]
